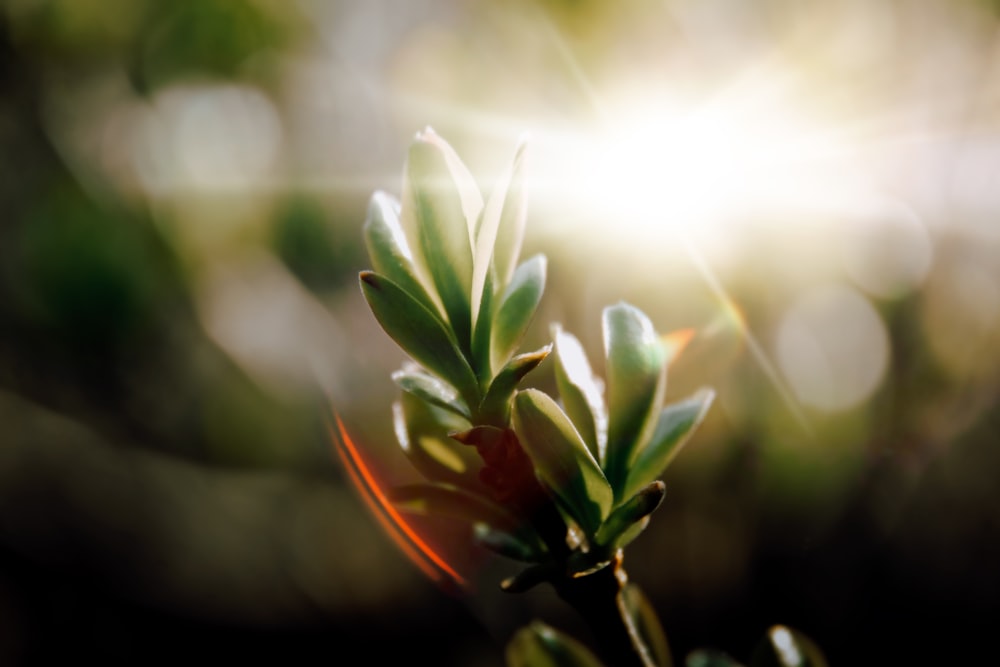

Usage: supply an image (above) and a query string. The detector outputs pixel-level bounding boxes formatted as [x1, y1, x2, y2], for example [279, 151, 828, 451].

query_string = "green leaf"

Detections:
[472, 137, 527, 332]
[621, 388, 715, 502]
[479, 345, 551, 427]
[473, 523, 546, 562]
[622, 582, 673, 667]
[748, 626, 828, 667]
[610, 516, 650, 552]
[362, 190, 441, 317]
[487, 136, 529, 294]
[594, 481, 665, 549]
[394, 395, 480, 489]
[471, 265, 496, 382]
[390, 481, 542, 551]
[400, 128, 481, 349]
[360, 271, 479, 406]
[501, 564, 556, 594]
[491, 254, 547, 372]
[602, 302, 667, 498]
[392, 364, 471, 419]
[687, 650, 744, 667]
[552, 324, 606, 463]
[505, 621, 606, 667]
[512, 389, 613, 538]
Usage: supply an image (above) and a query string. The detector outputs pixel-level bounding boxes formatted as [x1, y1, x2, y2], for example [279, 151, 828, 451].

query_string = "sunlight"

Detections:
[532, 87, 857, 250]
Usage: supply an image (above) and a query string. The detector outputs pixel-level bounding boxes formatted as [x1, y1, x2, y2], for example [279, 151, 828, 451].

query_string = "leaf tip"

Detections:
[695, 387, 717, 419]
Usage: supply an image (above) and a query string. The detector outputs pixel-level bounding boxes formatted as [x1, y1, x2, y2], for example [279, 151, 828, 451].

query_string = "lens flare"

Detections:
[327, 410, 468, 592]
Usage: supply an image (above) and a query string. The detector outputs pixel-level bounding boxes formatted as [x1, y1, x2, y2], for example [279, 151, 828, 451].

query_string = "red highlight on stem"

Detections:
[328, 411, 468, 591]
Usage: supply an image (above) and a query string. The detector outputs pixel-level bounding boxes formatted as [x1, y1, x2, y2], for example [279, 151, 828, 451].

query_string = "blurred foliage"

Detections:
[272, 194, 364, 293]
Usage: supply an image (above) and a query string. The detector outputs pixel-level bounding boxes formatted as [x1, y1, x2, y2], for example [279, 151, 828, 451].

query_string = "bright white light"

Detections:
[532, 91, 860, 255]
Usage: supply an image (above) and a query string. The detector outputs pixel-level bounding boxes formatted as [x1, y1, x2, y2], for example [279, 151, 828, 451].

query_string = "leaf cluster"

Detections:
[358, 128, 714, 585]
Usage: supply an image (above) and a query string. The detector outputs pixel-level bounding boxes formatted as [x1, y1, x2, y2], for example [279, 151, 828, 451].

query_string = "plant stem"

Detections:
[551, 554, 657, 667]
[518, 475, 656, 665]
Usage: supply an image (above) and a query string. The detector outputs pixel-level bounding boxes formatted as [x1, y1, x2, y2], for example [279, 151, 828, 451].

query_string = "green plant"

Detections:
[332, 127, 826, 667]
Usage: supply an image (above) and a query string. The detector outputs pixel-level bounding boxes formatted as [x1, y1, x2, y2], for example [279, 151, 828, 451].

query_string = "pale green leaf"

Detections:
[602, 302, 667, 498]
[400, 128, 481, 348]
[621, 388, 714, 502]
[491, 254, 547, 372]
[505, 621, 606, 667]
[512, 389, 612, 538]
[471, 264, 496, 381]
[362, 190, 441, 317]
[594, 481, 665, 549]
[479, 345, 551, 427]
[418, 127, 484, 240]
[392, 364, 470, 419]
[472, 137, 528, 331]
[394, 395, 480, 489]
[490, 135, 529, 292]
[552, 324, 606, 463]
[360, 271, 479, 406]
[609, 515, 650, 552]
[622, 582, 673, 667]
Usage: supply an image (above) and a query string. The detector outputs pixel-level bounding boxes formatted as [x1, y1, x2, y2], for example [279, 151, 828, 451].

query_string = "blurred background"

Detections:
[2, 0, 999, 664]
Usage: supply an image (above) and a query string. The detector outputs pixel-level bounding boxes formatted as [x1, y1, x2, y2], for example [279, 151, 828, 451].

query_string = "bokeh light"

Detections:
[775, 284, 890, 413]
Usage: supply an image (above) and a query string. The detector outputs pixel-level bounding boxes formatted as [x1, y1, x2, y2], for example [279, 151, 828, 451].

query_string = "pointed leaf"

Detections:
[472, 137, 528, 329]
[479, 344, 551, 427]
[390, 481, 542, 550]
[394, 395, 480, 489]
[400, 128, 481, 348]
[622, 388, 715, 501]
[471, 265, 496, 381]
[512, 389, 612, 538]
[473, 523, 546, 562]
[552, 324, 606, 463]
[362, 190, 441, 317]
[392, 364, 470, 419]
[610, 515, 650, 552]
[491, 135, 529, 291]
[603, 302, 668, 497]
[622, 582, 673, 667]
[501, 564, 557, 594]
[594, 481, 665, 549]
[492, 254, 547, 372]
[506, 621, 606, 667]
[749, 626, 828, 667]
[360, 271, 479, 406]
[418, 127, 484, 241]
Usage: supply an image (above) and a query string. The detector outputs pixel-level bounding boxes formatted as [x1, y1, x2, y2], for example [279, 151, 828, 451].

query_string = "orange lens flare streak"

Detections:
[328, 412, 467, 590]
[661, 327, 695, 363]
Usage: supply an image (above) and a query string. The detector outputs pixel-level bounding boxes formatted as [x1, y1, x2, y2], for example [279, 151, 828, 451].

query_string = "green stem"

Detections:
[551, 555, 657, 667]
